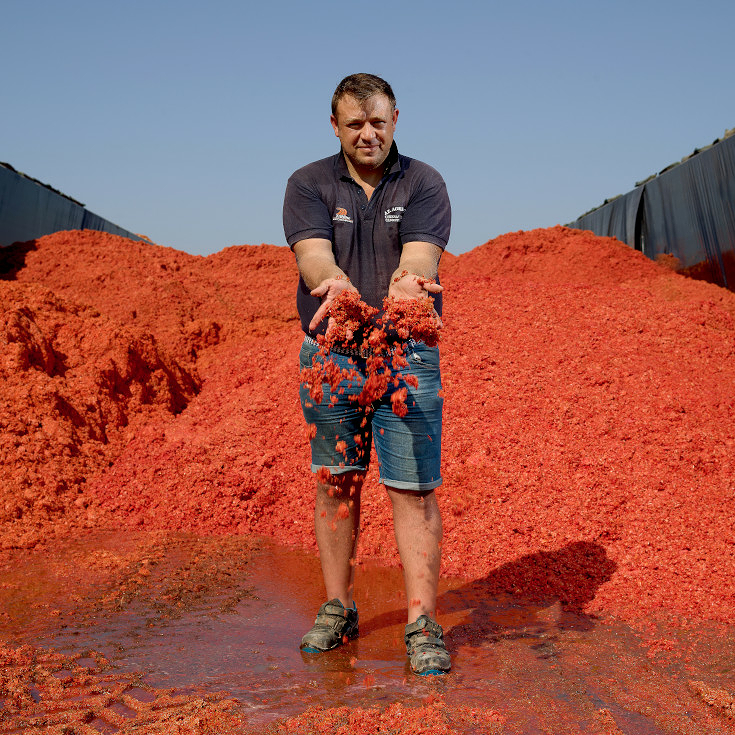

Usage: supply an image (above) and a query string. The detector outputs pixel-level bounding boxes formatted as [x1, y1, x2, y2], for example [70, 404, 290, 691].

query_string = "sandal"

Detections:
[301, 598, 359, 652]
[405, 615, 451, 675]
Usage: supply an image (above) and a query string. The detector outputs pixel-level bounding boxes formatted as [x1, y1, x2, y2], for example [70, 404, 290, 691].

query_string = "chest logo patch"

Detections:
[333, 207, 353, 223]
[384, 206, 405, 223]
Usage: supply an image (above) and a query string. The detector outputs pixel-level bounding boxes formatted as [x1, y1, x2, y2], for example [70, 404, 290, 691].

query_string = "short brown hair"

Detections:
[331, 73, 396, 116]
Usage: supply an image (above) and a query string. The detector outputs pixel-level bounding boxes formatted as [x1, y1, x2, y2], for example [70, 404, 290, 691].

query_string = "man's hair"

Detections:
[331, 73, 396, 116]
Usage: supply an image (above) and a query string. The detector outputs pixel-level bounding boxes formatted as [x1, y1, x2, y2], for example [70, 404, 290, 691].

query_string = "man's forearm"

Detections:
[387, 242, 444, 303]
[293, 238, 349, 291]
[391, 241, 442, 284]
[297, 252, 348, 290]
[390, 255, 439, 283]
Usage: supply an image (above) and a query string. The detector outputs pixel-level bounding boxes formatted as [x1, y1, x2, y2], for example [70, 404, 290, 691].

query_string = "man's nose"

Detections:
[360, 123, 376, 141]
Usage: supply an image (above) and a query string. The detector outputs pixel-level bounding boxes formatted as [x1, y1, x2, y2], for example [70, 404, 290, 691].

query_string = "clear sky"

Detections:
[3, 0, 733, 256]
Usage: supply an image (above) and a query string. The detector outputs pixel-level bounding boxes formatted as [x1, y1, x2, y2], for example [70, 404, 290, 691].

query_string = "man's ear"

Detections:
[393, 108, 399, 126]
[330, 114, 339, 137]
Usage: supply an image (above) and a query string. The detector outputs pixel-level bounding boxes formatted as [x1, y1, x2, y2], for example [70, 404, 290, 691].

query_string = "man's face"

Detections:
[330, 93, 399, 173]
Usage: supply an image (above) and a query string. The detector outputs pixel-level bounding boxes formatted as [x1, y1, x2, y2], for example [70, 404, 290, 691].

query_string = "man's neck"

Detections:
[343, 153, 384, 198]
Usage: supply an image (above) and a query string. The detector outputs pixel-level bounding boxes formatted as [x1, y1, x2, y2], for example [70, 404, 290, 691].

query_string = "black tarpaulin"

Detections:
[0, 164, 139, 246]
[642, 135, 735, 288]
[569, 133, 735, 291]
[570, 186, 643, 250]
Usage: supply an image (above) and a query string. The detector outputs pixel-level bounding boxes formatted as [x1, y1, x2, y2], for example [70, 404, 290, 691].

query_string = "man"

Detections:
[282, 73, 451, 675]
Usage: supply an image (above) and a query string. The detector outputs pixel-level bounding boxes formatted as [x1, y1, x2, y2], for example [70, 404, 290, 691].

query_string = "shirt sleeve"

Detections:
[399, 165, 451, 249]
[283, 170, 333, 248]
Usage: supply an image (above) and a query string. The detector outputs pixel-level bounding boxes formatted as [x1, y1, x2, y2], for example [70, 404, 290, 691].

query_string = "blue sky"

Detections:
[3, 0, 733, 256]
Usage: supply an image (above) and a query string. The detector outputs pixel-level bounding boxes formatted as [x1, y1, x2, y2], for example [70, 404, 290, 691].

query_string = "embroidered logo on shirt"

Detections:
[333, 207, 353, 223]
[384, 206, 405, 223]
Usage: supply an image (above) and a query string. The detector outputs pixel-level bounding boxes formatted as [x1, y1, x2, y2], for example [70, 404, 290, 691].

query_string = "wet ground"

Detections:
[2, 532, 735, 734]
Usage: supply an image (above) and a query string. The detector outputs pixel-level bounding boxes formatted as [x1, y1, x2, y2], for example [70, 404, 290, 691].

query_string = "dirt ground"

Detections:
[1, 227, 734, 733]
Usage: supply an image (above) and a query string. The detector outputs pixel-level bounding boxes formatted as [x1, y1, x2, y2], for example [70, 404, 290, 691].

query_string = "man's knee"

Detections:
[386, 487, 441, 520]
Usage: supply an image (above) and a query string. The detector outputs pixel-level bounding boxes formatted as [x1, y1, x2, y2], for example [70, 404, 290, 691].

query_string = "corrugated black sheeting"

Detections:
[570, 187, 643, 250]
[569, 134, 735, 290]
[0, 164, 139, 247]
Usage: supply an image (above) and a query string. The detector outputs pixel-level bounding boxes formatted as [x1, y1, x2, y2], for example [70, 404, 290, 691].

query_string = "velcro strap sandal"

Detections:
[301, 598, 359, 652]
[405, 614, 451, 675]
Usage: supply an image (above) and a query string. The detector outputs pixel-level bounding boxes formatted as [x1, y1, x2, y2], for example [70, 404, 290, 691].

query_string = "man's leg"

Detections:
[386, 486, 442, 623]
[314, 470, 364, 609]
[301, 470, 363, 652]
[298, 337, 369, 651]
[388, 485, 449, 674]
[372, 342, 448, 672]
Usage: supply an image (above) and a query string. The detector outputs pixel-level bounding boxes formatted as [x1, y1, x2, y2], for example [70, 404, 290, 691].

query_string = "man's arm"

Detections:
[293, 238, 358, 332]
[388, 241, 444, 300]
[388, 241, 444, 328]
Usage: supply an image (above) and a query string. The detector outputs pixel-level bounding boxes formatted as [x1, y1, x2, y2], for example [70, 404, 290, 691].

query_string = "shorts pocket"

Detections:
[299, 339, 319, 370]
[408, 345, 440, 371]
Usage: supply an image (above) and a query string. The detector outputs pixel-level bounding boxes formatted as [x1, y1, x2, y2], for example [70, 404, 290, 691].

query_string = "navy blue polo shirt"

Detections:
[283, 143, 451, 336]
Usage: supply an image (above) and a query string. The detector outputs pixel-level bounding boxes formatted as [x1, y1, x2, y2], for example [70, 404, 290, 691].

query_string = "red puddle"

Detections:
[2, 226, 735, 732]
[3, 531, 735, 734]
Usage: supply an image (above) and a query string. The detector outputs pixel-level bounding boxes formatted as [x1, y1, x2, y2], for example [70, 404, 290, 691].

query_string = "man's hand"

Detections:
[309, 277, 358, 333]
[388, 271, 443, 300]
[388, 272, 443, 329]
[293, 238, 360, 333]
[388, 241, 445, 329]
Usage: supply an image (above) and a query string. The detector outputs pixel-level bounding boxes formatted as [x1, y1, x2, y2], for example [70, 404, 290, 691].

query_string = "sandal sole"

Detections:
[416, 668, 449, 676]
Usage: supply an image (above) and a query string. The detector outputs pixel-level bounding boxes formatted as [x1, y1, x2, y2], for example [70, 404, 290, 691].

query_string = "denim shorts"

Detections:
[298, 336, 443, 492]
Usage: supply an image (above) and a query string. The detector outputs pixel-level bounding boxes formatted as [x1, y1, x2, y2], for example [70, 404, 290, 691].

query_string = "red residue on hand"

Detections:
[299, 289, 437, 415]
[383, 295, 440, 346]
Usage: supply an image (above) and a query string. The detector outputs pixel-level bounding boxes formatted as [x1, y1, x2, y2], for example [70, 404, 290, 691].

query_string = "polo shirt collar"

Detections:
[336, 142, 401, 181]
[383, 142, 401, 175]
